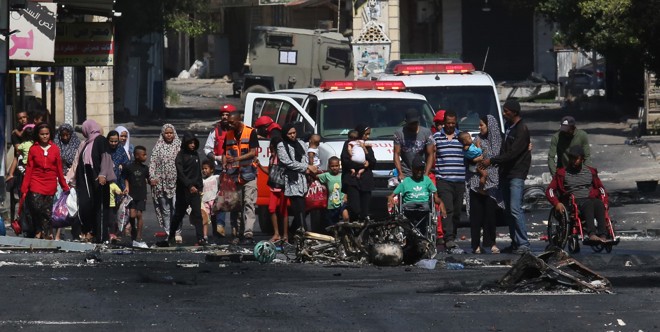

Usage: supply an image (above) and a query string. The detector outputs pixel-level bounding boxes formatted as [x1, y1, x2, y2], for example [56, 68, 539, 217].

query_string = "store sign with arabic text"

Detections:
[55, 23, 114, 66]
[9, 2, 57, 62]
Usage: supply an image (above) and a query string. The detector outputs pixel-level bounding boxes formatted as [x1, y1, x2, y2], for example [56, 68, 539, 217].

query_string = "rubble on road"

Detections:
[496, 248, 612, 293]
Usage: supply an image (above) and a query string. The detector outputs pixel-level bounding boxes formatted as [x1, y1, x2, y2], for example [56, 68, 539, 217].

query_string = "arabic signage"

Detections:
[55, 23, 114, 66]
[259, 0, 294, 5]
[9, 2, 57, 62]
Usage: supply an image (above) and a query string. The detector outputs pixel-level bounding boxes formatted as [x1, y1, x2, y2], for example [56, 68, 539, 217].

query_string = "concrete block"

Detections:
[0, 236, 96, 252]
[388, 17, 399, 30]
[87, 91, 112, 105]
[390, 42, 400, 53]
[389, 29, 400, 41]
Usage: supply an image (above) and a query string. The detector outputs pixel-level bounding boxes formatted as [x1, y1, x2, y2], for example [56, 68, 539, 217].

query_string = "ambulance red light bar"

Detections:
[393, 63, 476, 75]
[320, 81, 406, 91]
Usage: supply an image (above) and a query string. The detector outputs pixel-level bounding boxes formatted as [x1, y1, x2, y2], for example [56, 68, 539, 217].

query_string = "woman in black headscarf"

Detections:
[340, 124, 376, 221]
[276, 123, 318, 231]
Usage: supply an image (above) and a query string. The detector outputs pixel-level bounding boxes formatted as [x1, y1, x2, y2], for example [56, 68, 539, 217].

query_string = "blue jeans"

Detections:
[501, 178, 529, 248]
[216, 212, 226, 227]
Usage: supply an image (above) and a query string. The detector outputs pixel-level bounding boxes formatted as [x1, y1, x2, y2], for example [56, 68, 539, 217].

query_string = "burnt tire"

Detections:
[240, 84, 269, 104]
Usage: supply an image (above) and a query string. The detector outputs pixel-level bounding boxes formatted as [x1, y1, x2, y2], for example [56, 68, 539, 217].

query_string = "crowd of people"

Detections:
[7, 100, 603, 252]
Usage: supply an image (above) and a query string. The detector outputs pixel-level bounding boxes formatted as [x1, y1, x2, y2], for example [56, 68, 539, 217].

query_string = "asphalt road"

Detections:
[2, 99, 660, 330]
[1, 241, 660, 331]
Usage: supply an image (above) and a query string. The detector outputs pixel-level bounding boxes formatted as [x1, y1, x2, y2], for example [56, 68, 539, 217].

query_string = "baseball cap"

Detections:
[559, 116, 576, 132]
[220, 104, 237, 114]
[254, 116, 274, 128]
[405, 109, 420, 123]
[503, 100, 521, 114]
[567, 145, 585, 158]
[433, 110, 446, 123]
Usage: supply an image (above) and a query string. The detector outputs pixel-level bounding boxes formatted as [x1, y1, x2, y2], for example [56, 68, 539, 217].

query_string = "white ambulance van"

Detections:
[376, 63, 505, 135]
[243, 81, 435, 232]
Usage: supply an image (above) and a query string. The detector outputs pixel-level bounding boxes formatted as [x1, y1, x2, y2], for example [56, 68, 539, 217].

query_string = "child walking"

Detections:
[122, 146, 151, 248]
[317, 156, 349, 226]
[170, 132, 205, 246]
[201, 159, 220, 243]
[257, 137, 289, 243]
[108, 181, 123, 243]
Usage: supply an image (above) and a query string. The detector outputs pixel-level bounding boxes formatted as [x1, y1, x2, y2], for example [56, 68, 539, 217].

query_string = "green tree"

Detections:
[509, 0, 659, 75]
[116, 0, 217, 37]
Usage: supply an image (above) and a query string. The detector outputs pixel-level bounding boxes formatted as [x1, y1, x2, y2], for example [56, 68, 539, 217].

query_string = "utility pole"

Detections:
[1, 0, 9, 192]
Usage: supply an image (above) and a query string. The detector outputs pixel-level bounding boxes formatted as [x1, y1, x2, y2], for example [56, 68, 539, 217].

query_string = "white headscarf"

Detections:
[114, 125, 131, 157]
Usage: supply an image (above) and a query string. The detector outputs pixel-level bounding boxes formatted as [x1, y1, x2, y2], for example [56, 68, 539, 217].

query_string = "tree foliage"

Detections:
[162, 0, 218, 37]
[509, 0, 660, 74]
[116, 0, 217, 37]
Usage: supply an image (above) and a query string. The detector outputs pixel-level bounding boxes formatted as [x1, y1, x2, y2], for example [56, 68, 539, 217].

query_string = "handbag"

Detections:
[305, 180, 328, 211]
[267, 163, 286, 189]
[12, 200, 31, 236]
[213, 174, 240, 212]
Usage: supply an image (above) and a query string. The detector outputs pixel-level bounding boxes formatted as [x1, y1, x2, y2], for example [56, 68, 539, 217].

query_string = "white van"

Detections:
[243, 81, 435, 231]
[376, 63, 505, 135]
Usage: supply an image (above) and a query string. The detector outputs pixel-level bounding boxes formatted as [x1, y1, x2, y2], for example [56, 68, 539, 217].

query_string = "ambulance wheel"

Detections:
[241, 84, 269, 104]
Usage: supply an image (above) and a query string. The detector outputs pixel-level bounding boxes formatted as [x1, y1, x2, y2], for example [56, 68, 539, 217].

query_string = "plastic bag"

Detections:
[51, 192, 69, 228]
[214, 174, 240, 212]
[117, 195, 133, 233]
[66, 188, 78, 217]
[305, 180, 328, 211]
[51, 191, 71, 228]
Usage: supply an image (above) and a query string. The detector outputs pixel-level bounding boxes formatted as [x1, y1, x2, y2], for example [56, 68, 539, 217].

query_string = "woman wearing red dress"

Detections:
[21, 123, 70, 239]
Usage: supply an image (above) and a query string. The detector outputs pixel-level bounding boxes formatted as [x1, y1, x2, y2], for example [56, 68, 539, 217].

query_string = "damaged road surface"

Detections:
[1, 242, 660, 330]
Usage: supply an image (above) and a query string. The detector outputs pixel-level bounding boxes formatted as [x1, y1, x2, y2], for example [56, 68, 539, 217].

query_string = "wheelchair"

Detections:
[546, 191, 620, 253]
[391, 195, 438, 251]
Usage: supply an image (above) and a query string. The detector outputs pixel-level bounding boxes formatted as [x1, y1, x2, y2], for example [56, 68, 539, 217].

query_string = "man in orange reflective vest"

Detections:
[223, 112, 259, 244]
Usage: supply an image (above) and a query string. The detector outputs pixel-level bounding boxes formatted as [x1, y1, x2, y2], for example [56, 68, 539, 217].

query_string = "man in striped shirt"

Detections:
[433, 110, 465, 251]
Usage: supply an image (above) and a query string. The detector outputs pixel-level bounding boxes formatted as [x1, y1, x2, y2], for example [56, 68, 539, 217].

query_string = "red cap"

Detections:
[254, 116, 274, 128]
[433, 110, 446, 122]
[220, 104, 237, 114]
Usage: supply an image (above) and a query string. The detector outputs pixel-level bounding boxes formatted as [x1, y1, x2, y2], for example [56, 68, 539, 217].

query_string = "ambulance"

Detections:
[243, 81, 435, 232]
[375, 62, 505, 135]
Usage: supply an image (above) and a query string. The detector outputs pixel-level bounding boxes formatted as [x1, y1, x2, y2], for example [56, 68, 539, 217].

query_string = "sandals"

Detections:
[491, 245, 500, 254]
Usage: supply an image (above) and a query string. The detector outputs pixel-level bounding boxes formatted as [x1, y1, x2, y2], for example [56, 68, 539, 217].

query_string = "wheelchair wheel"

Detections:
[591, 243, 605, 253]
[605, 244, 613, 253]
[567, 235, 580, 254]
[547, 208, 570, 249]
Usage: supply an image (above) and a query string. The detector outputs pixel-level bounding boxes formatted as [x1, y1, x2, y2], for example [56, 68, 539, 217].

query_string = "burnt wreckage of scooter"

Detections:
[294, 214, 436, 266]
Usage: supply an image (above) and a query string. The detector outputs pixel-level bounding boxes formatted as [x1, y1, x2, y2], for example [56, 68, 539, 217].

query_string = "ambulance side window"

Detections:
[257, 100, 280, 126]
[276, 102, 300, 126]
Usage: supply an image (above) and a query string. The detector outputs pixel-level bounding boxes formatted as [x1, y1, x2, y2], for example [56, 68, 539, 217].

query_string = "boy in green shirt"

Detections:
[388, 157, 446, 234]
[317, 156, 348, 225]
